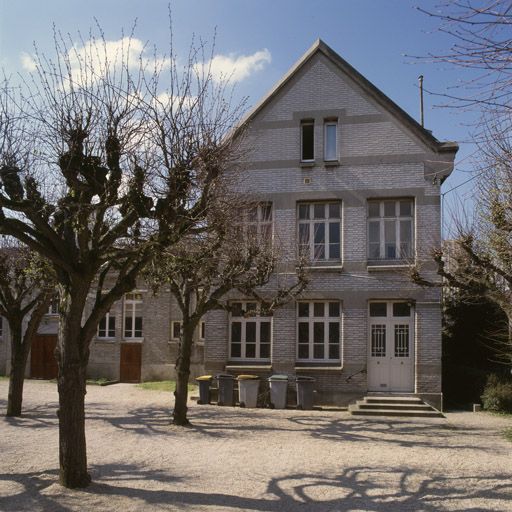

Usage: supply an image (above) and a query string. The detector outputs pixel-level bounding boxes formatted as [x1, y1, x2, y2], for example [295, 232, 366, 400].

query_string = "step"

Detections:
[364, 396, 423, 405]
[349, 407, 444, 418]
[356, 402, 432, 411]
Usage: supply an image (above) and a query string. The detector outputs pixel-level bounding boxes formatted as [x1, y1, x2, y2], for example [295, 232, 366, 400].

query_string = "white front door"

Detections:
[367, 301, 414, 392]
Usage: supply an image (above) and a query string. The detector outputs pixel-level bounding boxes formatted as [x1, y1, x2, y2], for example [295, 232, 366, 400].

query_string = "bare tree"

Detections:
[409, 2, 512, 365]
[0, 27, 244, 487]
[418, 1, 512, 115]
[0, 242, 53, 416]
[412, 123, 512, 365]
[146, 199, 308, 426]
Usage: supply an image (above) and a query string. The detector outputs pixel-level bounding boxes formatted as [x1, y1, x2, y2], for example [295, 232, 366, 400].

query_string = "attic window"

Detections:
[301, 121, 314, 162]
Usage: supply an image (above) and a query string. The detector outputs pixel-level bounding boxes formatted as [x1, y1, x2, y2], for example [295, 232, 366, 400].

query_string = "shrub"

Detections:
[481, 374, 512, 413]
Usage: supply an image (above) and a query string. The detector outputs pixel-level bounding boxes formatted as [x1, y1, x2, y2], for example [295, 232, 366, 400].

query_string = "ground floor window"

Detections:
[297, 301, 341, 361]
[124, 293, 143, 339]
[229, 302, 271, 360]
[98, 312, 116, 339]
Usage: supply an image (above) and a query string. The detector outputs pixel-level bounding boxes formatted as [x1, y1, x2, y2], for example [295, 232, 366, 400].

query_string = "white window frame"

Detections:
[298, 202, 342, 262]
[324, 121, 338, 161]
[229, 301, 272, 361]
[124, 293, 143, 339]
[369, 301, 414, 358]
[47, 297, 59, 316]
[98, 312, 116, 339]
[368, 199, 414, 261]
[301, 120, 315, 162]
[297, 301, 341, 362]
[199, 321, 206, 342]
[242, 202, 273, 243]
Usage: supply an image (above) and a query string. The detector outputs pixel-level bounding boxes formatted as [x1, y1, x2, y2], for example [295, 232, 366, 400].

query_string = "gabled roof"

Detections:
[238, 39, 458, 155]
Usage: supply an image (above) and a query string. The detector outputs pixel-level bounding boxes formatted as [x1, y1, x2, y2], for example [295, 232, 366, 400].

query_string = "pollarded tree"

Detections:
[0, 242, 53, 416]
[146, 200, 308, 426]
[0, 28, 244, 488]
[411, 126, 512, 366]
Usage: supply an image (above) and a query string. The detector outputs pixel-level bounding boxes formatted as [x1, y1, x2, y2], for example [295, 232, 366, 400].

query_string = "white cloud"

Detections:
[62, 37, 171, 88]
[200, 49, 271, 83]
[20, 52, 37, 72]
[156, 92, 197, 111]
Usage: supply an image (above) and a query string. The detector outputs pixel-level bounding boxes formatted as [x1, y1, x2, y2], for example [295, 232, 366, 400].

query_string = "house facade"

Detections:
[203, 40, 458, 409]
[0, 41, 457, 409]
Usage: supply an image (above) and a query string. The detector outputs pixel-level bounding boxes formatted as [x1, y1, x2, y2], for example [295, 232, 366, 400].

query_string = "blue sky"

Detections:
[0, 0, 479, 230]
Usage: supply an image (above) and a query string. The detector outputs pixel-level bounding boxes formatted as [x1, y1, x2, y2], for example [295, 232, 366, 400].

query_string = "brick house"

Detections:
[0, 40, 457, 409]
[203, 40, 458, 409]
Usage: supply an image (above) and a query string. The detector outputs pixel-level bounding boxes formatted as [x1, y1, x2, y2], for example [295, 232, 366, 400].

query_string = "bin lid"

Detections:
[216, 373, 234, 380]
[295, 376, 316, 382]
[268, 374, 289, 381]
[236, 374, 260, 380]
[196, 375, 213, 381]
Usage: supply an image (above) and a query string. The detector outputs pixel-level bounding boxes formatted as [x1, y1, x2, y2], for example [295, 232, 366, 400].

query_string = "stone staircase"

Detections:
[348, 395, 444, 418]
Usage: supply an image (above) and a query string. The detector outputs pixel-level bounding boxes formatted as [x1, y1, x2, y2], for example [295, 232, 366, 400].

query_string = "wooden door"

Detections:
[30, 335, 58, 379]
[120, 343, 142, 383]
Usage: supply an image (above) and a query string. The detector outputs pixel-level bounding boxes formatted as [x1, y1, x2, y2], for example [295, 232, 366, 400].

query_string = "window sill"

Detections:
[226, 363, 272, 371]
[324, 160, 340, 167]
[300, 161, 315, 168]
[295, 364, 342, 371]
[367, 262, 412, 272]
[95, 338, 117, 343]
[302, 264, 343, 272]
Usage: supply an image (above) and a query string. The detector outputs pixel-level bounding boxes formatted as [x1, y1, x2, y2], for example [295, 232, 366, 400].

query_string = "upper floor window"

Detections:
[297, 301, 341, 361]
[98, 312, 116, 339]
[368, 199, 414, 261]
[48, 297, 59, 315]
[235, 202, 273, 244]
[199, 321, 206, 342]
[298, 202, 341, 262]
[246, 202, 273, 241]
[229, 301, 271, 360]
[324, 121, 337, 161]
[301, 121, 314, 161]
[124, 293, 143, 338]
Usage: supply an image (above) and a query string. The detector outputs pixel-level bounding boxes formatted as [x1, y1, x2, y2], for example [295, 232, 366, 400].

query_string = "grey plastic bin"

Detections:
[196, 375, 213, 405]
[268, 374, 288, 409]
[295, 376, 315, 410]
[237, 375, 260, 408]
[216, 373, 235, 406]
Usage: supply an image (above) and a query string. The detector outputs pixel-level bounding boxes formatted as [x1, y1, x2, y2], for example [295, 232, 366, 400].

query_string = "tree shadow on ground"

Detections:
[285, 414, 498, 452]
[90, 404, 503, 454]
[1, 464, 510, 511]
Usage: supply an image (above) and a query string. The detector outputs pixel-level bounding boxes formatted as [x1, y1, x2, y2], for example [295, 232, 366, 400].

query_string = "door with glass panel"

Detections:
[367, 302, 414, 392]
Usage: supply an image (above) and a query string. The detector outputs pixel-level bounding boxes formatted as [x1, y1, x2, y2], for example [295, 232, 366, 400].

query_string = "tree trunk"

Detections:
[173, 324, 194, 426]
[6, 324, 27, 417]
[57, 360, 89, 488]
[56, 285, 91, 488]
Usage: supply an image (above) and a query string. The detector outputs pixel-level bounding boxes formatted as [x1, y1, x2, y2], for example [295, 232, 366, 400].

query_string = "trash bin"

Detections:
[216, 373, 235, 406]
[268, 374, 288, 409]
[237, 375, 260, 408]
[295, 376, 316, 410]
[195, 375, 213, 405]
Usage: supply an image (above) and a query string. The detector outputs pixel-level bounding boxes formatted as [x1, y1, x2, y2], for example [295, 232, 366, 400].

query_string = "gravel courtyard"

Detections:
[1, 380, 511, 511]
